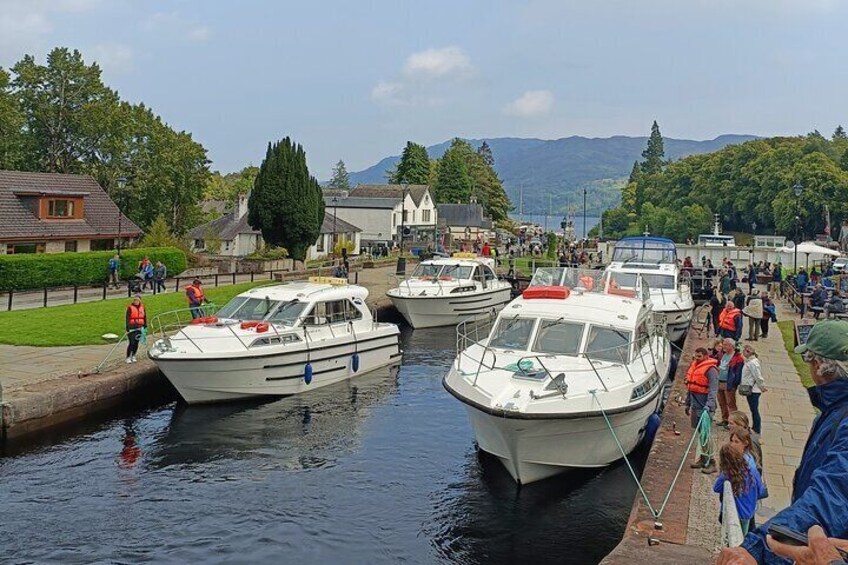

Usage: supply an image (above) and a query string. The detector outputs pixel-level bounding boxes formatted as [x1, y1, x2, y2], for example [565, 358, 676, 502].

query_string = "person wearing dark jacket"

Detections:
[710, 289, 727, 338]
[125, 294, 147, 364]
[717, 320, 848, 565]
[733, 288, 747, 311]
[761, 293, 776, 338]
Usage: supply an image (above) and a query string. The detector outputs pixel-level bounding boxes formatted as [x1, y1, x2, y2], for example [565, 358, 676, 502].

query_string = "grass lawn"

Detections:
[777, 320, 814, 388]
[507, 256, 559, 274]
[0, 281, 270, 347]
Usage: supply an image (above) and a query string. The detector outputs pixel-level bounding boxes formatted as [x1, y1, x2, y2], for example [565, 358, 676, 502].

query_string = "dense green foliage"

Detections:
[327, 159, 351, 190]
[434, 138, 511, 221]
[248, 138, 324, 261]
[640, 121, 665, 175]
[0, 247, 186, 290]
[1, 48, 211, 234]
[434, 140, 473, 204]
[205, 166, 258, 205]
[390, 142, 431, 184]
[599, 131, 848, 242]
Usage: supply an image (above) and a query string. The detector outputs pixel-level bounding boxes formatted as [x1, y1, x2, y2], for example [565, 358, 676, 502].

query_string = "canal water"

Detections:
[0, 327, 647, 565]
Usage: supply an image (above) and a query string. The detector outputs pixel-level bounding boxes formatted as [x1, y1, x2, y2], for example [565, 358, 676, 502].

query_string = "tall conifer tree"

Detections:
[640, 120, 665, 175]
[391, 141, 430, 185]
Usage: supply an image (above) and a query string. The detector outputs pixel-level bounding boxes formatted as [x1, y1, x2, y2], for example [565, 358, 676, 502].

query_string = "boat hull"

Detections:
[460, 390, 663, 484]
[387, 287, 512, 328]
[653, 306, 694, 342]
[152, 330, 401, 404]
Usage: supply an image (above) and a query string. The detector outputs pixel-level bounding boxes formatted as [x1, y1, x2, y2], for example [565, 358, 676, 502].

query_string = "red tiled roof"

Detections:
[0, 170, 143, 240]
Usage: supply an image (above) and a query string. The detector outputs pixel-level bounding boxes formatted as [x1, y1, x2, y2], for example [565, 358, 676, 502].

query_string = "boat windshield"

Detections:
[412, 263, 443, 278]
[268, 300, 309, 325]
[640, 274, 675, 290]
[585, 326, 632, 363]
[216, 296, 281, 321]
[612, 239, 677, 264]
[488, 317, 536, 350]
[441, 265, 474, 280]
[533, 319, 584, 355]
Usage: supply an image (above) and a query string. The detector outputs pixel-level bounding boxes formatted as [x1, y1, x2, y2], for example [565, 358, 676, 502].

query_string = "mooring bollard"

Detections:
[43, 287, 48, 307]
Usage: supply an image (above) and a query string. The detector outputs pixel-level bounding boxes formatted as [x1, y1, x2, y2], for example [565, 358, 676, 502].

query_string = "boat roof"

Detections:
[607, 263, 679, 275]
[421, 257, 490, 268]
[504, 291, 648, 327]
[235, 281, 369, 302]
[611, 236, 678, 265]
[616, 236, 675, 246]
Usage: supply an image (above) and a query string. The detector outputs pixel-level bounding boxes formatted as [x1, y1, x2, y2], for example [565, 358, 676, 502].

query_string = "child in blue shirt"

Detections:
[713, 443, 767, 535]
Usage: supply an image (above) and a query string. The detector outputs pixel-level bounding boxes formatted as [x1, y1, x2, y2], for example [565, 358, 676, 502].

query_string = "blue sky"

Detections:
[1, 0, 846, 178]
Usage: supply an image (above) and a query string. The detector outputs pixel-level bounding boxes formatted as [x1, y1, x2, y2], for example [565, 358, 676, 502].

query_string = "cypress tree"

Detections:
[640, 120, 665, 175]
[248, 137, 324, 261]
[391, 141, 430, 185]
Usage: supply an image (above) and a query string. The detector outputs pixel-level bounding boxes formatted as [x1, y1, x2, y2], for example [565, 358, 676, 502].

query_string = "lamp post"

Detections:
[396, 184, 408, 275]
[793, 182, 804, 275]
[751, 221, 757, 261]
[116, 177, 127, 254]
[332, 195, 338, 259]
[582, 187, 587, 243]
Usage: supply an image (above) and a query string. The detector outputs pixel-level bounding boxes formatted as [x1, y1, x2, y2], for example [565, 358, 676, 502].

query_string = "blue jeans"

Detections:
[190, 305, 205, 319]
[746, 392, 762, 435]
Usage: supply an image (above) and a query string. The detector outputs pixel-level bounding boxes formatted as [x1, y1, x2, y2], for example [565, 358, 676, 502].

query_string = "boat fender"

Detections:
[304, 363, 313, 385]
[352, 352, 360, 373]
[642, 413, 661, 447]
[255, 322, 269, 333]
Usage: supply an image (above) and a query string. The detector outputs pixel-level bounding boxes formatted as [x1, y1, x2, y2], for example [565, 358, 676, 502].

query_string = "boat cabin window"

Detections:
[441, 264, 473, 280]
[483, 266, 497, 281]
[268, 301, 308, 325]
[609, 272, 638, 289]
[302, 299, 363, 325]
[413, 263, 442, 278]
[533, 320, 584, 355]
[216, 296, 280, 321]
[640, 274, 675, 290]
[585, 326, 633, 364]
[473, 267, 486, 284]
[488, 317, 536, 350]
[251, 334, 302, 347]
[612, 240, 677, 264]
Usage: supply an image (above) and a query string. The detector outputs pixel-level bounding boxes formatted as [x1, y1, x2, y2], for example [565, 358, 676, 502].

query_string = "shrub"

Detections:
[246, 246, 289, 260]
[0, 247, 187, 290]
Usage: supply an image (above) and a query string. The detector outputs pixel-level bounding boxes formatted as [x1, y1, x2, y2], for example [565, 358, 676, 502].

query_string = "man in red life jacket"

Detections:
[125, 294, 147, 363]
[685, 347, 719, 472]
[718, 300, 743, 340]
[185, 279, 207, 319]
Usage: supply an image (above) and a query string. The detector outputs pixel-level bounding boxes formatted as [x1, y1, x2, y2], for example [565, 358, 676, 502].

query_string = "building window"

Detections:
[392, 214, 396, 228]
[7, 242, 46, 254]
[48, 199, 75, 218]
[316, 234, 324, 252]
[224, 241, 231, 251]
[194, 239, 205, 250]
[422, 209, 431, 223]
[64, 240, 78, 252]
[412, 210, 416, 223]
[90, 239, 114, 251]
[402, 210, 408, 222]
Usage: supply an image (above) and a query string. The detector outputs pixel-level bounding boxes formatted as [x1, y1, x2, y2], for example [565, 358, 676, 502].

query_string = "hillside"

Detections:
[346, 134, 757, 215]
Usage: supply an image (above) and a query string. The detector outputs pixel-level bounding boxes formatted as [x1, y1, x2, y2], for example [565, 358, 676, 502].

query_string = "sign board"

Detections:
[795, 320, 816, 348]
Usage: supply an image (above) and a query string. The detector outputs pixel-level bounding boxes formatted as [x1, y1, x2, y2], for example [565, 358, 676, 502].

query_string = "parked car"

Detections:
[833, 257, 848, 273]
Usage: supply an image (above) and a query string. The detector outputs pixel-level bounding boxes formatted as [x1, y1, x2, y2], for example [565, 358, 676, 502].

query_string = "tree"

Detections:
[434, 138, 511, 221]
[478, 141, 495, 168]
[434, 145, 473, 203]
[628, 160, 641, 184]
[833, 125, 846, 140]
[640, 120, 665, 175]
[140, 215, 183, 248]
[0, 68, 25, 169]
[390, 141, 430, 185]
[327, 159, 351, 191]
[248, 138, 324, 261]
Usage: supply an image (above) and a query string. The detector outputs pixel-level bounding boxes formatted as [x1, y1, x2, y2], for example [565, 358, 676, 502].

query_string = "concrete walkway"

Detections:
[685, 293, 816, 552]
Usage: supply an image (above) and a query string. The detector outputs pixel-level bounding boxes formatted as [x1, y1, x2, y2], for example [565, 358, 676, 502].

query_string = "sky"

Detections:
[1, 0, 847, 179]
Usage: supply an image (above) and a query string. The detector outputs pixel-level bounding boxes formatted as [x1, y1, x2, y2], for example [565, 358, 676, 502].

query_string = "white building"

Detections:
[325, 184, 437, 246]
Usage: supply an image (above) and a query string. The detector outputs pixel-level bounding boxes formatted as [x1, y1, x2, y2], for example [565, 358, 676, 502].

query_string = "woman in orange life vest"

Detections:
[718, 300, 743, 341]
[685, 347, 720, 472]
[125, 294, 147, 364]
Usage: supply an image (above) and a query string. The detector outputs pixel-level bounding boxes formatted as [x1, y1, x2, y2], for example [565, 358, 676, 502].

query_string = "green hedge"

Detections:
[0, 247, 187, 290]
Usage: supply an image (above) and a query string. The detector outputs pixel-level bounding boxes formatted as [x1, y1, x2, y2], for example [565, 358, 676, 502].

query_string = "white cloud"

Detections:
[504, 90, 555, 118]
[187, 25, 212, 42]
[91, 43, 133, 73]
[371, 80, 405, 105]
[403, 46, 473, 79]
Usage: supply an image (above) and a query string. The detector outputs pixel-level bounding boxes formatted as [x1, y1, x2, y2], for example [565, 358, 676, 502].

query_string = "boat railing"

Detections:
[455, 317, 669, 395]
[388, 273, 479, 297]
[529, 267, 652, 303]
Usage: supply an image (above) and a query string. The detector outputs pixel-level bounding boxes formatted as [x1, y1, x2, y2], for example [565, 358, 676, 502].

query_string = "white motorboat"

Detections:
[605, 236, 695, 342]
[386, 253, 513, 328]
[443, 267, 671, 484]
[148, 277, 401, 404]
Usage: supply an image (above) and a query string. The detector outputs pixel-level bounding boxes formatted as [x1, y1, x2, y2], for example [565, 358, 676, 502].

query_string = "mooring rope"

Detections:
[590, 390, 712, 522]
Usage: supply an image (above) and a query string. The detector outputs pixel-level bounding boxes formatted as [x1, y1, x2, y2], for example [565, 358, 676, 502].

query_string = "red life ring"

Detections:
[255, 322, 270, 333]
[240, 321, 260, 330]
[439, 276, 453, 281]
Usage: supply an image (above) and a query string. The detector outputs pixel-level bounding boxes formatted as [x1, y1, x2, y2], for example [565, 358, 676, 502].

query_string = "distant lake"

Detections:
[509, 213, 601, 238]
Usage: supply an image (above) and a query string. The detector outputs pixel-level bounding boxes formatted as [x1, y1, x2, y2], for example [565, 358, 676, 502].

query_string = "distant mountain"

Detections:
[345, 134, 758, 216]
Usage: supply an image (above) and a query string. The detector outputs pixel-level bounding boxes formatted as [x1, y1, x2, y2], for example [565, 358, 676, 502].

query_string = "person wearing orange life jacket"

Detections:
[718, 300, 743, 340]
[685, 347, 720, 472]
[185, 278, 207, 319]
[125, 294, 147, 364]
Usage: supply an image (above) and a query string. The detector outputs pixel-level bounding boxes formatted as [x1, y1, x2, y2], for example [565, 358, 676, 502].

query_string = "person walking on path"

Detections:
[747, 263, 758, 295]
[744, 292, 764, 341]
[719, 301, 743, 340]
[185, 279, 207, 319]
[125, 294, 147, 364]
[717, 320, 848, 565]
[686, 347, 719, 472]
[717, 338, 744, 427]
[108, 254, 121, 290]
[154, 261, 167, 293]
[711, 289, 727, 338]
[739, 344, 766, 435]
[760, 293, 776, 339]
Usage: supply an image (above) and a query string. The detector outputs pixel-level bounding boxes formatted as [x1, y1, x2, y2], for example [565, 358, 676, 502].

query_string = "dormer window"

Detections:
[48, 199, 75, 218]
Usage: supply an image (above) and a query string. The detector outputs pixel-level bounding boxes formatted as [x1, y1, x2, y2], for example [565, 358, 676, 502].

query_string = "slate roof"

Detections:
[348, 184, 431, 206]
[436, 203, 488, 228]
[324, 196, 398, 209]
[189, 211, 360, 241]
[0, 170, 143, 240]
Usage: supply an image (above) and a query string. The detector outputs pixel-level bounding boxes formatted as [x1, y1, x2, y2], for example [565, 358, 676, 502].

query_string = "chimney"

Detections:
[238, 192, 249, 219]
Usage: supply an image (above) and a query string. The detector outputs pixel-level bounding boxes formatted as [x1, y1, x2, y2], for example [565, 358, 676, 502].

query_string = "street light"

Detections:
[793, 183, 804, 275]
[751, 221, 757, 259]
[332, 195, 338, 259]
[582, 187, 587, 243]
[116, 177, 127, 254]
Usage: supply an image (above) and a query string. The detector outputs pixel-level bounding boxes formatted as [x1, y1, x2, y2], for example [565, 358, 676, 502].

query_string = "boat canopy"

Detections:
[611, 236, 677, 265]
[528, 267, 651, 303]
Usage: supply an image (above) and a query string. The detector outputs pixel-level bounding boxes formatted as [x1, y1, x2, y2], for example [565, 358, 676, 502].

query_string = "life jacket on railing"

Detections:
[606, 279, 637, 298]
[578, 275, 594, 291]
